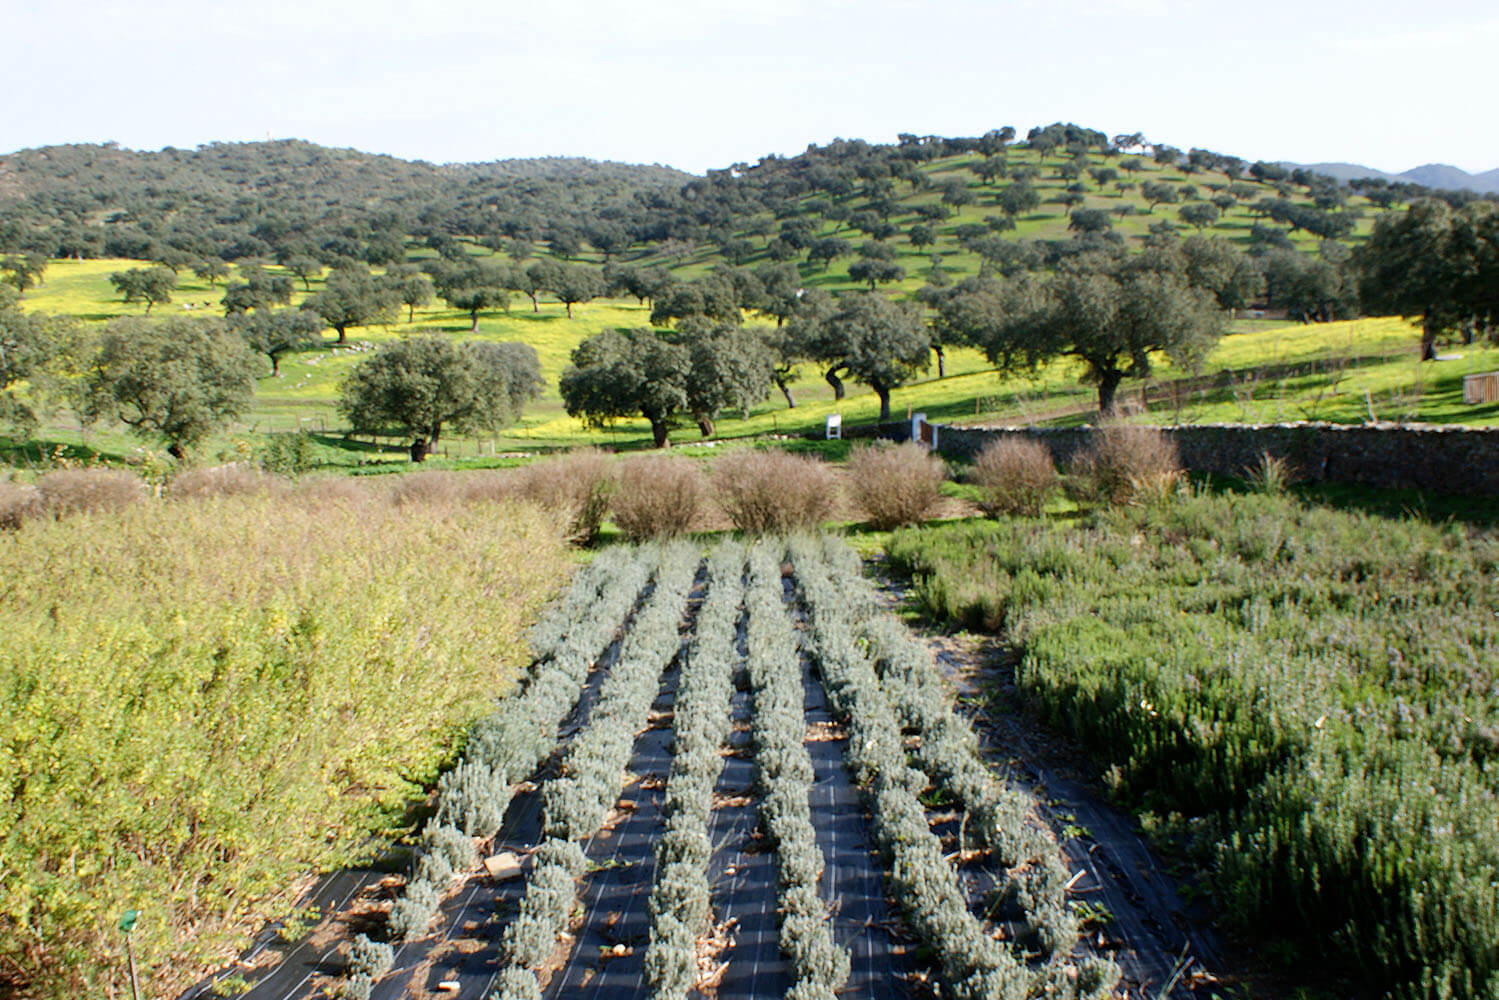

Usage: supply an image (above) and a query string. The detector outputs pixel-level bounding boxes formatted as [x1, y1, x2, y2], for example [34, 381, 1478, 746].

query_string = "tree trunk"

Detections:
[530, 293, 539, 313]
[144, 300, 153, 315]
[428, 421, 443, 446]
[650, 419, 670, 449]
[775, 373, 796, 408]
[933, 344, 946, 379]
[1097, 370, 1124, 413]
[167, 441, 184, 461]
[408, 304, 415, 322]
[470, 310, 480, 332]
[270, 354, 280, 377]
[696, 415, 715, 438]
[336, 324, 348, 344]
[876, 385, 892, 421]
[825, 366, 845, 401]
[565, 301, 574, 318]
[1421, 316, 1438, 361]
[410, 437, 429, 462]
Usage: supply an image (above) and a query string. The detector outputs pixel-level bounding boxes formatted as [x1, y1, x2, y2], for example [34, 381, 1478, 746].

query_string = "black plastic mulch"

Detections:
[542, 663, 680, 1000]
[704, 684, 787, 999]
[790, 579, 918, 1000]
[219, 585, 640, 1000]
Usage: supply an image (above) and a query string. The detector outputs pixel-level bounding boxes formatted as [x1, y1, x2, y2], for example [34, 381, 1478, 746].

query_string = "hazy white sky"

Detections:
[5, 0, 1495, 175]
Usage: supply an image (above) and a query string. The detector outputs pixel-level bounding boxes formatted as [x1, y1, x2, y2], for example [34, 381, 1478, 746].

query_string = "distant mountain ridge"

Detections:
[1282, 160, 1499, 195]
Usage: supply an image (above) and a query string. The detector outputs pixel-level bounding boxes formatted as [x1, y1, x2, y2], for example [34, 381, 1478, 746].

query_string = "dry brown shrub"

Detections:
[168, 463, 284, 500]
[455, 470, 520, 505]
[0, 481, 41, 531]
[1068, 423, 1181, 506]
[970, 436, 1059, 517]
[610, 453, 704, 541]
[389, 469, 466, 508]
[713, 449, 837, 534]
[845, 440, 946, 530]
[36, 468, 147, 518]
[516, 448, 617, 545]
[290, 475, 372, 509]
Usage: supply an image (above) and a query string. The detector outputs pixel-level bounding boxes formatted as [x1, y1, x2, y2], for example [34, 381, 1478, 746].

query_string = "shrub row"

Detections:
[644, 543, 746, 1000]
[744, 542, 850, 1000]
[790, 538, 1117, 1000]
[497, 838, 589, 977]
[355, 543, 656, 991]
[812, 538, 1078, 955]
[497, 545, 699, 999]
[542, 542, 700, 840]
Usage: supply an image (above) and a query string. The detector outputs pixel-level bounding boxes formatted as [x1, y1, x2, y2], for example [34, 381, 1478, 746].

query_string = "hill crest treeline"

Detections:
[1, 125, 1490, 267]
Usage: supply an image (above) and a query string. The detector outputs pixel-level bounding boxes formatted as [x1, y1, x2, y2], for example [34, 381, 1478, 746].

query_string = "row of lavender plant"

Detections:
[493, 542, 701, 1000]
[789, 536, 1116, 1000]
[343, 545, 658, 997]
[813, 535, 1080, 955]
[744, 541, 850, 1000]
[642, 542, 746, 999]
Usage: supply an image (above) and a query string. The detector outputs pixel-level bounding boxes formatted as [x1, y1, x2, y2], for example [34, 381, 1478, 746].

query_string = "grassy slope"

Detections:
[9, 149, 1492, 467]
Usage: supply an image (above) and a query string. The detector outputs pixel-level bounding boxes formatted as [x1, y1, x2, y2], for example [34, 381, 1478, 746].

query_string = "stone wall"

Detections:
[923, 422, 1499, 496]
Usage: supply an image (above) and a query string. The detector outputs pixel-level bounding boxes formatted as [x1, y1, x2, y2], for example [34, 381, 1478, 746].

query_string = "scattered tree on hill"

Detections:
[559, 327, 690, 448]
[1179, 203, 1221, 230]
[678, 324, 775, 436]
[0, 303, 74, 434]
[229, 308, 325, 376]
[971, 253, 1226, 412]
[284, 255, 323, 290]
[221, 263, 294, 314]
[384, 266, 435, 321]
[807, 237, 852, 270]
[85, 316, 258, 459]
[1355, 199, 1495, 359]
[848, 257, 906, 290]
[300, 262, 396, 343]
[1264, 245, 1358, 324]
[338, 335, 542, 461]
[437, 262, 513, 331]
[2, 253, 47, 294]
[521, 259, 561, 312]
[192, 258, 230, 288]
[109, 266, 177, 314]
[1069, 208, 1113, 234]
[1140, 181, 1179, 212]
[996, 180, 1041, 219]
[796, 291, 929, 419]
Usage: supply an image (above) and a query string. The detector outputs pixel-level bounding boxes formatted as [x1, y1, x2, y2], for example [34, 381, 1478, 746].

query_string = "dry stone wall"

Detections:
[861, 422, 1499, 496]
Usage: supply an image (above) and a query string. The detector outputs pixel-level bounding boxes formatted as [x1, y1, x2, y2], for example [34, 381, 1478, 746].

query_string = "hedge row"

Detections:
[790, 537, 1116, 1000]
[495, 544, 701, 999]
[745, 542, 850, 1000]
[644, 543, 746, 999]
[813, 538, 1078, 955]
[542, 542, 700, 840]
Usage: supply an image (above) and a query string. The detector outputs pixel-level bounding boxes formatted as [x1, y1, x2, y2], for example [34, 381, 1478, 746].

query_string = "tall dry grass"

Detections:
[844, 441, 947, 530]
[713, 449, 837, 534]
[168, 463, 284, 500]
[0, 492, 570, 999]
[610, 453, 704, 541]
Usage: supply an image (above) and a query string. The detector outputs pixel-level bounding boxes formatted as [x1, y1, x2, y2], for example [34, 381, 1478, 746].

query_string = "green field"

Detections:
[885, 489, 1499, 998]
[0, 487, 570, 998]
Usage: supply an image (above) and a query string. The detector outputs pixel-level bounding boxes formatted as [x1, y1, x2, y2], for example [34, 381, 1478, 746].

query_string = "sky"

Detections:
[4, 0, 1496, 176]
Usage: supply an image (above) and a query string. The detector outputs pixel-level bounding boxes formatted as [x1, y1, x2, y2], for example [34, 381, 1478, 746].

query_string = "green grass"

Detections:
[883, 490, 1499, 997]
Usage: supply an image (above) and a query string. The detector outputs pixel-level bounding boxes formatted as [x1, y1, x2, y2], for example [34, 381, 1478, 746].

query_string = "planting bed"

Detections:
[202, 536, 1222, 1000]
